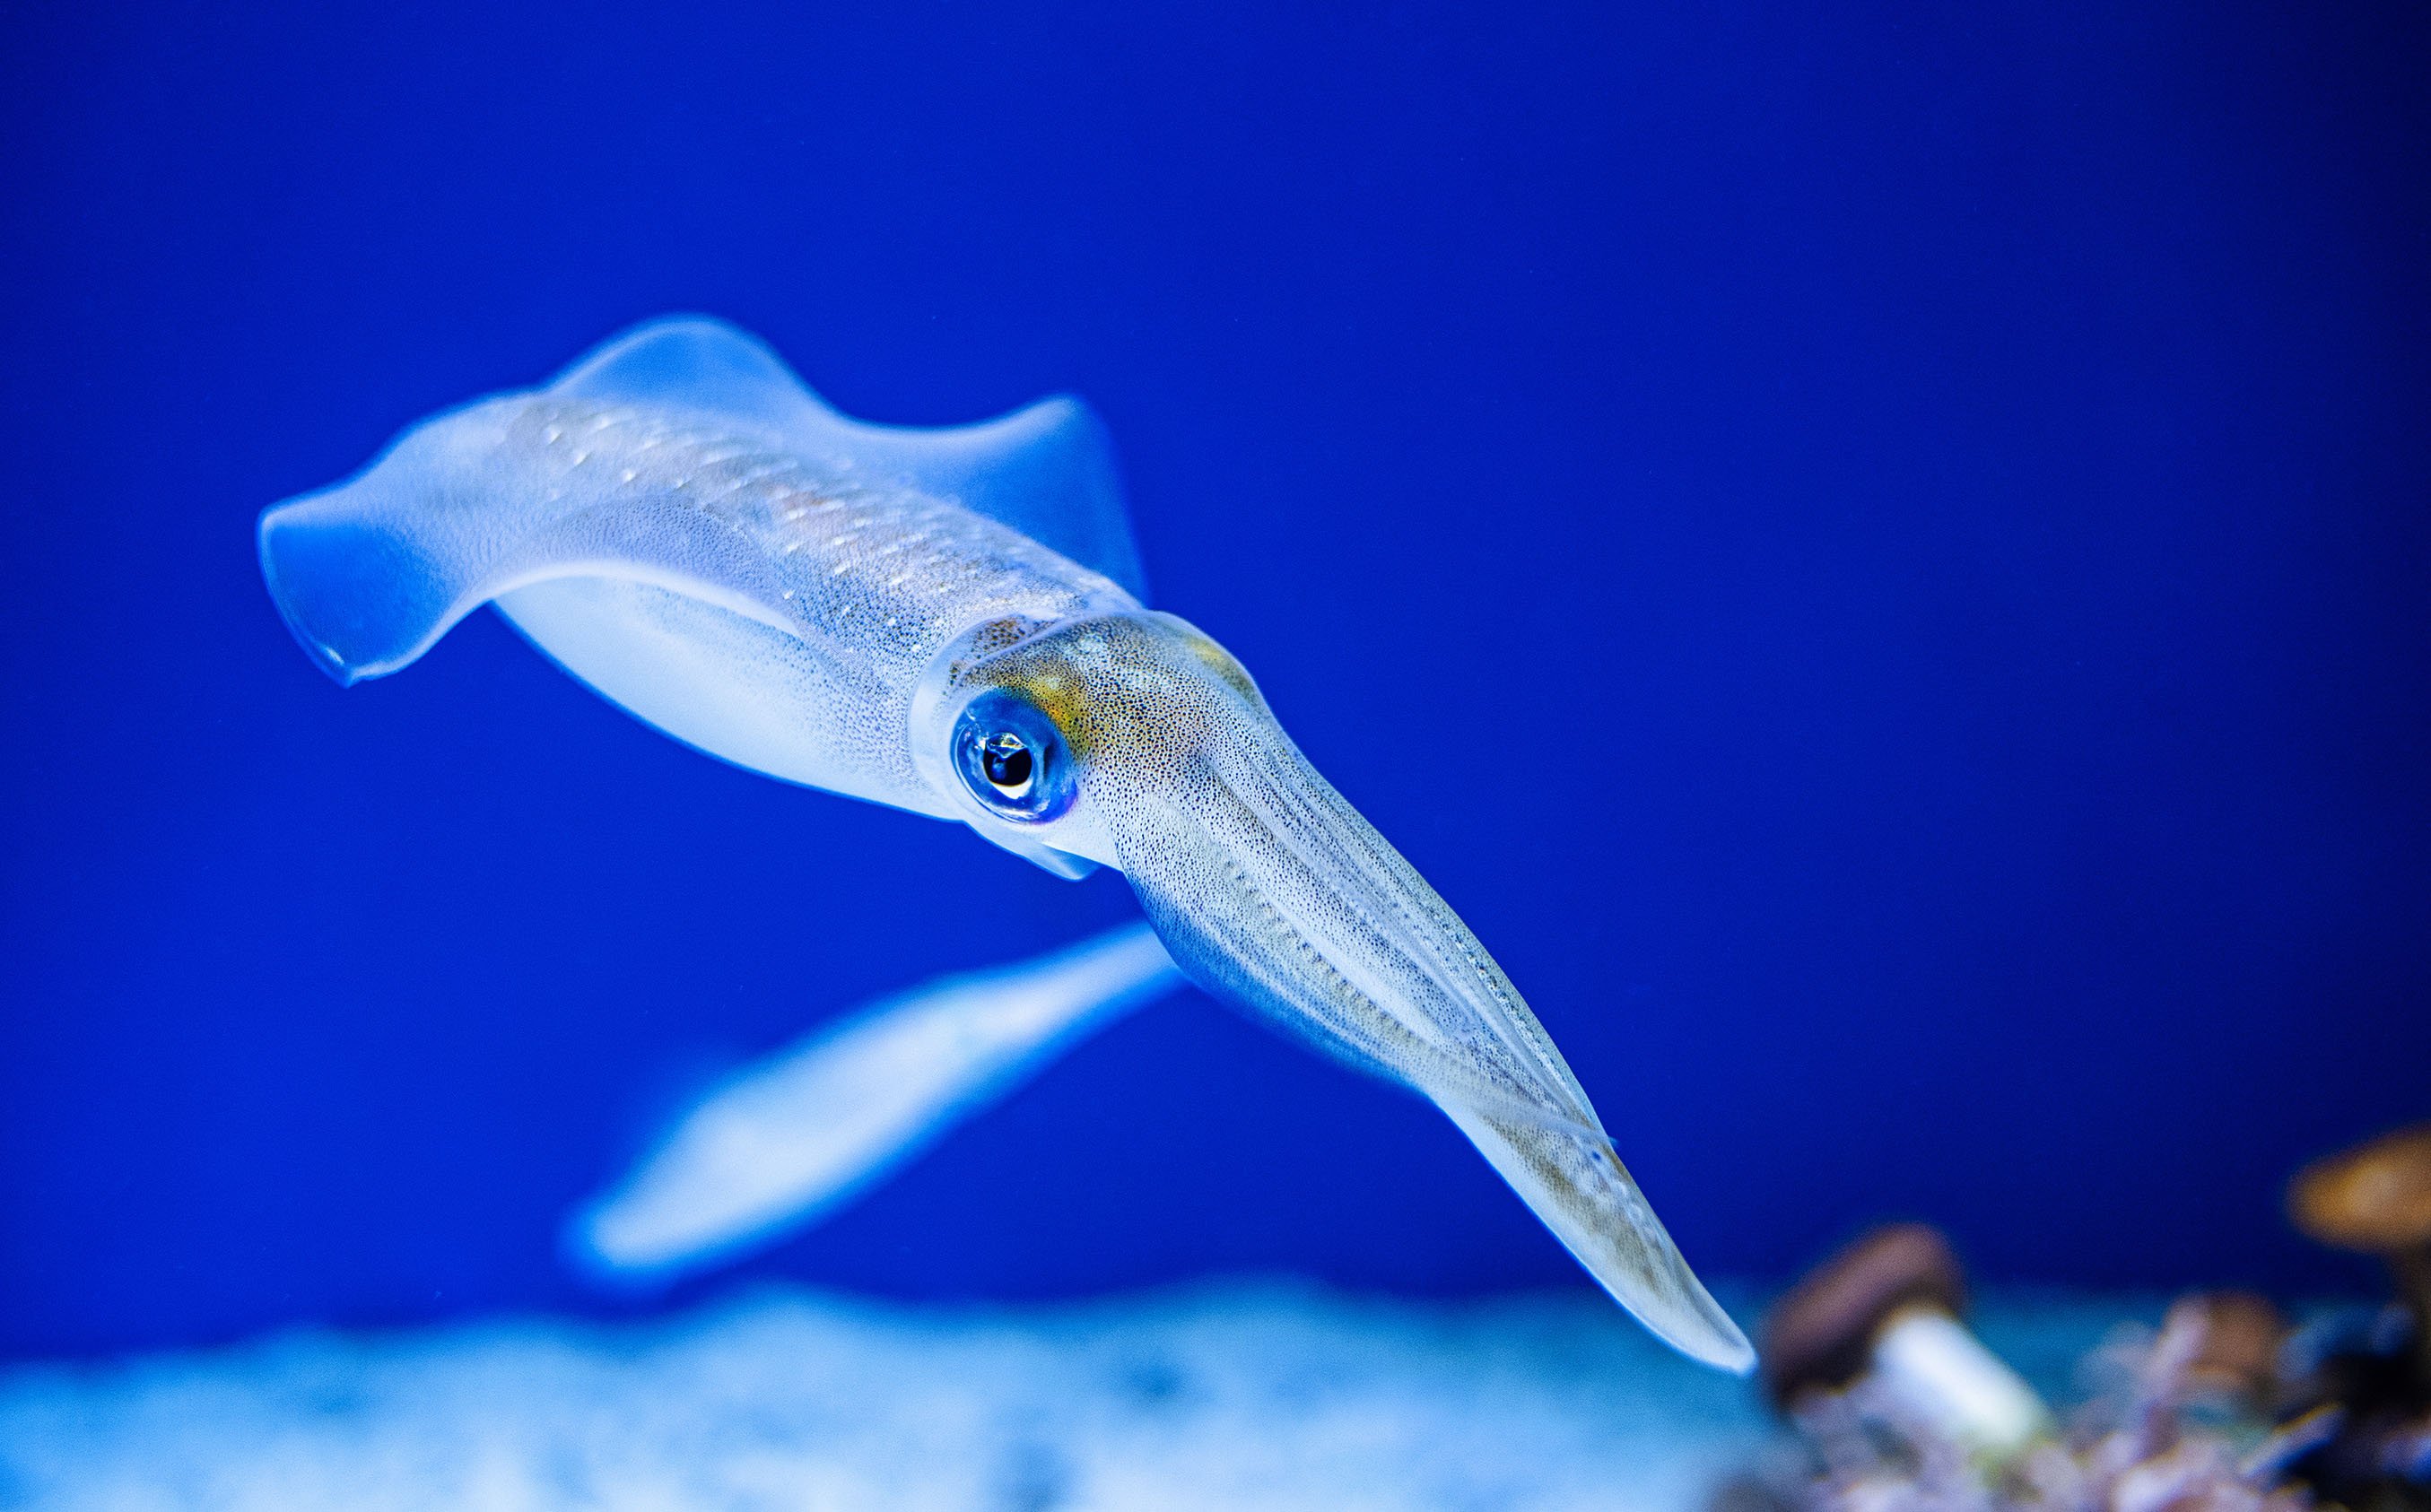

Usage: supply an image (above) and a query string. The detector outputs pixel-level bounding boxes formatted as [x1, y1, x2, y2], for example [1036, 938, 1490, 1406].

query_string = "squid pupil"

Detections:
[981, 734, 1034, 792]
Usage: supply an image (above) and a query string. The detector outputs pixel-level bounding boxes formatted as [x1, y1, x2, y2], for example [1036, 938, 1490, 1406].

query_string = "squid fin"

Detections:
[257, 406, 797, 687]
[554, 317, 1147, 599]
[257, 317, 1144, 688]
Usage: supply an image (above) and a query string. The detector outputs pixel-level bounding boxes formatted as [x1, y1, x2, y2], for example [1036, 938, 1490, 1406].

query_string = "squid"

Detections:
[257, 317, 1753, 1372]
[572, 921, 1187, 1280]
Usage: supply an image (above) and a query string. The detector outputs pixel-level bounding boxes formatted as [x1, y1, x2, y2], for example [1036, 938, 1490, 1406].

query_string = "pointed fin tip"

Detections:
[558, 1202, 687, 1293]
[1590, 1228, 1756, 1375]
[1598, 1231, 1756, 1374]
[1581, 1237, 1752, 1373]
[1434, 1102, 1754, 1374]
[1645, 1295, 1757, 1375]
[258, 506, 369, 687]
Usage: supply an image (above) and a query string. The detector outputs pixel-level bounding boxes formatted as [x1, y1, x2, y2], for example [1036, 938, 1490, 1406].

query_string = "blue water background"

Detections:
[1, 3, 2424, 1359]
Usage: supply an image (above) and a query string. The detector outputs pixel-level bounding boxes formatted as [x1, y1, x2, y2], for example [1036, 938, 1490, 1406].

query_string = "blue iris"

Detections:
[953, 690, 1077, 822]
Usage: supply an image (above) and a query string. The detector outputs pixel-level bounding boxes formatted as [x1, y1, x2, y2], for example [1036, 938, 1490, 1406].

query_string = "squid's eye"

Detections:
[979, 733, 1033, 797]
[952, 691, 1076, 822]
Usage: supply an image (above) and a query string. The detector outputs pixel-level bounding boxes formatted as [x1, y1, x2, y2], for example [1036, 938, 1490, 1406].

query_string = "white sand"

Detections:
[0, 1284, 2146, 1512]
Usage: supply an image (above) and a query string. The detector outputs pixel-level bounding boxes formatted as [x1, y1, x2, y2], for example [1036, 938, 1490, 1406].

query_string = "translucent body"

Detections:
[573, 924, 1184, 1279]
[260, 322, 1137, 830]
[257, 317, 1753, 1372]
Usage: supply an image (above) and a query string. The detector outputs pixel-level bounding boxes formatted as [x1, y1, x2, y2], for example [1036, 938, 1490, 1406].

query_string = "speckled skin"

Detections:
[945, 611, 1750, 1369]
[263, 384, 1136, 815]
[257, 317, 1755, 1373]
[494, 394, 1149, 815]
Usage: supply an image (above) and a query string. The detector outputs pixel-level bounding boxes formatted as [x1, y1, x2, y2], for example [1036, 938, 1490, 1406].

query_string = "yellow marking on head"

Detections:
[948, 613, 1276, 788]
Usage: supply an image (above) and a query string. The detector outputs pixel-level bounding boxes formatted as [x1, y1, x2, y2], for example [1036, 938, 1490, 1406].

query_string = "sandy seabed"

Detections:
[0, 1283, 2144, 1512]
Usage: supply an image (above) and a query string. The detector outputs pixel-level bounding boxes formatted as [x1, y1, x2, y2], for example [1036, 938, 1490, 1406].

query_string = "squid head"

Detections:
[911, 609, 1752, 1371]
